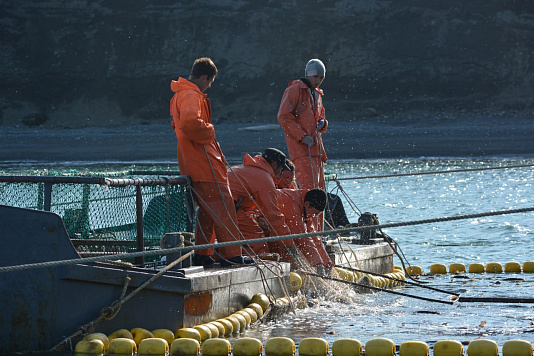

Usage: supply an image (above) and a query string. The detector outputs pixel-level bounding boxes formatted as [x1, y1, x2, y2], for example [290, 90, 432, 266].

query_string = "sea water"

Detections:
[239, 158, 534, 348]
[2, 158, 534, 350]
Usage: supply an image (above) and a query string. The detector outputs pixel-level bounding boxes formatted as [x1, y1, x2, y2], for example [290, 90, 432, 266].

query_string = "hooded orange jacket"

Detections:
[170, 77, 227, 183]
[277, 79, 328, 162]
[228, 154, 292, 239]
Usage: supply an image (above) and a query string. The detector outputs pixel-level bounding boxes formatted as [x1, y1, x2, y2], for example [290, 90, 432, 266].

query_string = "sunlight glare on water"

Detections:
[241, 158, 534, 347]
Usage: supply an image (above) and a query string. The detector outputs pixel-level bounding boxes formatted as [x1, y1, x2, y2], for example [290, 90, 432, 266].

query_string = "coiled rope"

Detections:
[2, 206, 533, 273]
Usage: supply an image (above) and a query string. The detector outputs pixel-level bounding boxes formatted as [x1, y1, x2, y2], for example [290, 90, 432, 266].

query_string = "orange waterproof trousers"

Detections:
[192, 182, 243, 259]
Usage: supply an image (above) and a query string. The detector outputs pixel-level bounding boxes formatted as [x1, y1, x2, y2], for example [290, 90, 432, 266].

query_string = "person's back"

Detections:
[228, 149, 295, 255]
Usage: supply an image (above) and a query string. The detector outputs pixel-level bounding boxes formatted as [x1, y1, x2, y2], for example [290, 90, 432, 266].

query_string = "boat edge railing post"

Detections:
[43, 182, 52, 211]
[135, 185, 144, 266]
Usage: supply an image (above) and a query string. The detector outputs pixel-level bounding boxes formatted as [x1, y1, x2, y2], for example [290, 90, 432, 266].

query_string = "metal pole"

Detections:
[135, 185, 144, 266]
[43, 183, 52, 211]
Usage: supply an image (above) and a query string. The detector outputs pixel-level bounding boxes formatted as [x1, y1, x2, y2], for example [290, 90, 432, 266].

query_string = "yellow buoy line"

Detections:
[405, 260, 534, 275]
[76, 323, 534, 356]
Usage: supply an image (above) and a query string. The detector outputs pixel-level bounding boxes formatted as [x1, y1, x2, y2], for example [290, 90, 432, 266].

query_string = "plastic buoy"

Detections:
[289, 272, 303, 292]
[502, 339, 533, 356]
[233, 337, 263, 356]
[335, 268, 354, 282]
[486, 262, 503, 273]
[208, 321, 226, 337]
[523, 261, 534, 273]
[235, 310, 252, 327]
[202, 338, 231, 356]
[174, 328, 201, 343]
[504, 261, 522, 273]
[75, 339, 105, 354]
[364, 338, 395, 356]
[108, 338, 137, 355]
[202, 323, 219, 338]
[299, 337, 329, 356]
[331, 338, 363, 356]
[399, 341, 429, 356]
[215, 319, 234, 336]
[131, 328, 154, 346]
[151, 329, 175, 345]
[247, 303, 264, 318]
[170, 338, 200, 356]
[250, 293, 270, 312]
[241, 307, 258, 323]
[138, 338, 169, 355]
[433, 340, 464, 356]
[449, 263, 466, 274]
[469, 263, 485, 273]
[83, 333, 110, 351]
[430, 263, 447, 274]
[406, 265, 423, 276]
[467, 339, 498, 356]
[108, 329, 134, 341]
[265, 337, 295, 356]
[224, 316, 241, 334]
[193, 325, 212, 341]
[231, 313, 248, 330]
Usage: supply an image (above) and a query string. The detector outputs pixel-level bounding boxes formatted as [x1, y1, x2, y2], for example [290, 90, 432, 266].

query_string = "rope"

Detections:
[332, 163, 534, 181]
[49, 251, 193, 351]
[3, 206, 533, 273]
[302, 272, 454, 305]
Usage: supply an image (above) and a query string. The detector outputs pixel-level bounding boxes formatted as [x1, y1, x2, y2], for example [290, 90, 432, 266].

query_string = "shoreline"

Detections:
[1, 115, 533, 166]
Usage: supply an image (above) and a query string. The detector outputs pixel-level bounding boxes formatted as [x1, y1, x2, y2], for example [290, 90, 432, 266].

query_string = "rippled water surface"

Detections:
[240, 158, 534, 347]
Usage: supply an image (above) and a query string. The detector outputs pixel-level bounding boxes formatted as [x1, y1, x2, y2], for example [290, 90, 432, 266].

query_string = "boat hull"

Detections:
[0, 205, 288, 353]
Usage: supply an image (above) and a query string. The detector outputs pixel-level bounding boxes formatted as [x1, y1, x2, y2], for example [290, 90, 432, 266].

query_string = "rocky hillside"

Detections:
[1, 0, 533, 128]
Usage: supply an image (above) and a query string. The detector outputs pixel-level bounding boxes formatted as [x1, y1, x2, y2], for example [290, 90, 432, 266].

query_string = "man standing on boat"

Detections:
[228, 148, 299, 259]
[170, 57, 253, 267]
[277, 58, 328, 191]
[278, 59, 328, 232]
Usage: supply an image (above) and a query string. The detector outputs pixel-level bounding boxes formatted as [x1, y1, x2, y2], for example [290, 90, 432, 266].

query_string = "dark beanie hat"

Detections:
[305, 188, 327, 211]
[262, 148, 291, 171]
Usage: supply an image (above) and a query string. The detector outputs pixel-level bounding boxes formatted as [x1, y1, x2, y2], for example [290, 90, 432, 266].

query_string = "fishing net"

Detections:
[0, 170, 193, 263]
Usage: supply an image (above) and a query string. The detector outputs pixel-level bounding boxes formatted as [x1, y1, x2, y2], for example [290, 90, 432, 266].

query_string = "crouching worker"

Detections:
[277, 188, 334, 275]
[228, 148, 299, 260]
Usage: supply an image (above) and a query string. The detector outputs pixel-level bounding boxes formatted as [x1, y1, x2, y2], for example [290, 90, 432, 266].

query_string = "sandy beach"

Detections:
[1, 115, 533, 166]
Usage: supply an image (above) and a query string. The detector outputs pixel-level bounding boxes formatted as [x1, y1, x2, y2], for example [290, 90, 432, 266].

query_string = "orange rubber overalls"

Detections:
[277, 188, 333, 268]
[228, 154, 294, 255]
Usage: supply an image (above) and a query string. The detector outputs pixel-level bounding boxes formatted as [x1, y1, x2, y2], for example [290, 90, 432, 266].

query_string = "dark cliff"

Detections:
[1, 0, 533, 129]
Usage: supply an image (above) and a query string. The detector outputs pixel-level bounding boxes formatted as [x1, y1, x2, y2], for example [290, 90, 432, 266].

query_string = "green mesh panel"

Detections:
[0, 171, 194, 264]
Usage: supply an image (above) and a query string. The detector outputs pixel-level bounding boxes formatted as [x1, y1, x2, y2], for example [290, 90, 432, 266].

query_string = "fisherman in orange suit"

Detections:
[170, 57, 252, 268]
[276, 188, 333, 274]
[277, 58, 328, 192]
[228, 148, 299, 258]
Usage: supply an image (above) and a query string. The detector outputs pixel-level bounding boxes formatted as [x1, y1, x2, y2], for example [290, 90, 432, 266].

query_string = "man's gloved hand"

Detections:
[316, 264, 325, 276]
[316, 119, 325, 130]
[287, 244, 300, 258]
[301, 135, 314, 147]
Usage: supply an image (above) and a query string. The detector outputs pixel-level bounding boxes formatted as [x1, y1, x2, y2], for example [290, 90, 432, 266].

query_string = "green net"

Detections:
[0, 171, 193, 264]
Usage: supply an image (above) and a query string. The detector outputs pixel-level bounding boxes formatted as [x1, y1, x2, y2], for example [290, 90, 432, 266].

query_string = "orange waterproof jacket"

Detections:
[277, 188, 332, 267]
[278, 79, 328, 162]
[170, 77, 227, 183]
[228, 154, 292, 239]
